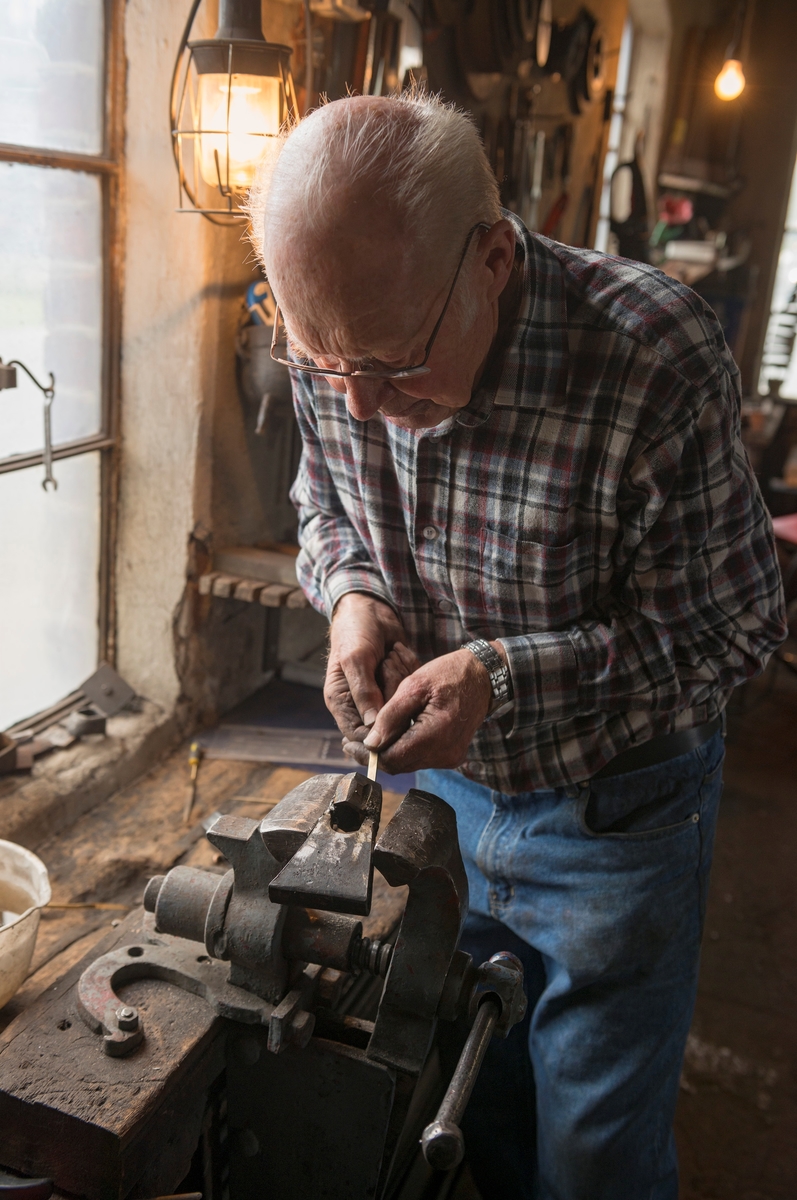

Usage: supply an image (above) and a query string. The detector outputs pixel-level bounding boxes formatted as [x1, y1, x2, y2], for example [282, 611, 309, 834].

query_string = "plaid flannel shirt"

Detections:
[289, 212, 786, 793]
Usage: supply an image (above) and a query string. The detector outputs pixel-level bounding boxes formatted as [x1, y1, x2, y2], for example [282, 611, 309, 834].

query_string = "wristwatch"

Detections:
[463, 639, 514, 720]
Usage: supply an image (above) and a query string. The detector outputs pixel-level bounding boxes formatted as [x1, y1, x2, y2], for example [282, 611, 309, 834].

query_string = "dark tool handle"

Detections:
[420, 998, 501, 1172]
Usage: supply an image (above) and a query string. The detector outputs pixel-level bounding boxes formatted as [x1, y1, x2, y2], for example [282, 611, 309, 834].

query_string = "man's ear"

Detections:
[480, 219, 516, 303]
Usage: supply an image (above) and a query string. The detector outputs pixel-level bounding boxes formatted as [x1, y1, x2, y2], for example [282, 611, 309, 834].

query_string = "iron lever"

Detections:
[421, 997, 499, 1172]
[421, 950, 527, 1172]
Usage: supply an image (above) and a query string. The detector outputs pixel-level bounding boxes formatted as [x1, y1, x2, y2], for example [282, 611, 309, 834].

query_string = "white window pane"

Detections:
[0, 0, 104, 154]
[0, 452, 100, 729]
[0, 164, 102, 458]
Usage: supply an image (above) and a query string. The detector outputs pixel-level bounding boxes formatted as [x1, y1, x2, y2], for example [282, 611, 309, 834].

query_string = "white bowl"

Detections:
[0, 839, 52, 1010]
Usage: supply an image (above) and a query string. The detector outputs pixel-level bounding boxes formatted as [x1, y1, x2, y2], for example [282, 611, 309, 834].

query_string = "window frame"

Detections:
[0, 0, 125, 667]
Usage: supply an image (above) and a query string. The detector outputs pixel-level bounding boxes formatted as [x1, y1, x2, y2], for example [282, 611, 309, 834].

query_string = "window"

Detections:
[758, 150, 797, 398]
[0, 0, 122, 729]
[594, 18, 634, 255]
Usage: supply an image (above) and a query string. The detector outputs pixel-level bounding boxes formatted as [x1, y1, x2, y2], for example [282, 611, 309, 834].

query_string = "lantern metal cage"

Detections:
[170, 0, 298, 223]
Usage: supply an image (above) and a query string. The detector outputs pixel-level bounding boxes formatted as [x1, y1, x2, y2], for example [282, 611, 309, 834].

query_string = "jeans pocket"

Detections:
[580, 752, 708, 840]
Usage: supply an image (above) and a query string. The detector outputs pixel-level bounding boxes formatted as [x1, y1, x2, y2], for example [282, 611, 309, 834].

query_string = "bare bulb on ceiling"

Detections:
[714, 58, 746, 101]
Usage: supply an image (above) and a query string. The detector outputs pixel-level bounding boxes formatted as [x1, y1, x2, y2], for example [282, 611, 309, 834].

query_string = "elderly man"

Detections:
[251, 93, 784, 1199]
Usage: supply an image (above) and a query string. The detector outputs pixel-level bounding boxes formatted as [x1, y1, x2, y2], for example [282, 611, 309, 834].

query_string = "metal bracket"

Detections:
[267, 963, 321, 1054]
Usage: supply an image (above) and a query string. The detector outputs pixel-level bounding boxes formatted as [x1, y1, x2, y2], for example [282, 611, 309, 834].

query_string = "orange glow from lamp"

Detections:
[714, 58, 746, 101]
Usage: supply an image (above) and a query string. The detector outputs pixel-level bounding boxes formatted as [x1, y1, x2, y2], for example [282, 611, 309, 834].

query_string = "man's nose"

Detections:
[344, 377, 390, 422]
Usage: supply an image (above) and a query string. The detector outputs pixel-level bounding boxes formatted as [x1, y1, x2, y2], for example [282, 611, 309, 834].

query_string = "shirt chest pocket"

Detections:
[478, 527, 596, 633]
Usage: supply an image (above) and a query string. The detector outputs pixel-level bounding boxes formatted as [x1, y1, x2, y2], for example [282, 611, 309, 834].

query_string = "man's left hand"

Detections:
[341, 648, 493, 773]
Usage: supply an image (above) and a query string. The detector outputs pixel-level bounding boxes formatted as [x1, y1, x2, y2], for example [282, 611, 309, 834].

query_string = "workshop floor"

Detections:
[3, 663, 795, 1198]
[452, 657, 797, 1200]
[675, 660, 797, 1200]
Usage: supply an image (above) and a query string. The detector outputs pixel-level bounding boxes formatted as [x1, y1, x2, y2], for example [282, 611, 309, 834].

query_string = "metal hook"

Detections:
[6, 360, 57, 490]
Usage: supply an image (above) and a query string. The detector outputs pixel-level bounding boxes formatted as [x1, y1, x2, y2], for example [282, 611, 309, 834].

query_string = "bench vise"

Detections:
[76, 772, 527, 1195]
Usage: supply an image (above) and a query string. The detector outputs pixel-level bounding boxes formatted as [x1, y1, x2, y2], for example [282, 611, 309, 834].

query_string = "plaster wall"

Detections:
[116, 0, 205, 710]
[116, 0, 276, 723]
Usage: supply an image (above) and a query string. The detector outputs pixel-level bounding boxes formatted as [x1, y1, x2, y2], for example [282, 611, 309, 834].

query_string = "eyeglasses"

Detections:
[269, 222, 490, 380]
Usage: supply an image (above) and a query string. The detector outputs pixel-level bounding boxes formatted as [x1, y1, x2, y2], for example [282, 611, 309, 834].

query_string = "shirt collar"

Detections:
[463, 210, 570, 420]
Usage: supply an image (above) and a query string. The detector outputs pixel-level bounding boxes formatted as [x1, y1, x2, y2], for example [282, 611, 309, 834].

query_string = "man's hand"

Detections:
[342, 648, 494, 774]
[325, 592, 418, 740]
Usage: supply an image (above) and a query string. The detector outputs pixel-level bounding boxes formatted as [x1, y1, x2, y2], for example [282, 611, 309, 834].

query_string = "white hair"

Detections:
[246, 91, 501, 278]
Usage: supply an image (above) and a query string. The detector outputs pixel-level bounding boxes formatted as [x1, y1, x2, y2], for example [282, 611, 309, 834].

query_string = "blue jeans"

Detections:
[417, 730, 724, 1200]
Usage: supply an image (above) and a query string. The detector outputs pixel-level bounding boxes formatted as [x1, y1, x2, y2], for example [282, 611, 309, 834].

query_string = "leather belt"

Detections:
[592, 716, 723, 780]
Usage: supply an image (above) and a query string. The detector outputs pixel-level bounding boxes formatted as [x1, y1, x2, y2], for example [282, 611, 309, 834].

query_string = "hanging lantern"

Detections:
[171, 0, 298, 221]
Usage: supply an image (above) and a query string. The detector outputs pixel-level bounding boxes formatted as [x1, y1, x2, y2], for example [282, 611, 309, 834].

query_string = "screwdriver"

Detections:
[183, 741, 202, 825]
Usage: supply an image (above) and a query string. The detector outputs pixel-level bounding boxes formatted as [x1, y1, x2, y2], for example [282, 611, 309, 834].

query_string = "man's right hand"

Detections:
[325, 592, 418, 740]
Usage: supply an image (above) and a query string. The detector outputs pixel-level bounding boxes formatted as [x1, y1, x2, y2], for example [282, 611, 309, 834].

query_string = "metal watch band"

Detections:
[463, 639, 514, 720]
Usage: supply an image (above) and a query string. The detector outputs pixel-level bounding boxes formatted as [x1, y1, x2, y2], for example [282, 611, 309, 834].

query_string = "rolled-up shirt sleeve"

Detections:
[289, 371, 396, 619]
[498, 367, 787, 735]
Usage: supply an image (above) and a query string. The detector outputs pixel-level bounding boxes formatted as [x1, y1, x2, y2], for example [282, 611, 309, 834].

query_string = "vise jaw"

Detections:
[267, 772, 381, 915]
[144, 812, 290, 1003]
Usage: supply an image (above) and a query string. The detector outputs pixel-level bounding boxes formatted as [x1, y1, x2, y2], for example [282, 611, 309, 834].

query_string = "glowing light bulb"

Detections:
[197, 72, 281, 192]
[714, 59, 746, 101]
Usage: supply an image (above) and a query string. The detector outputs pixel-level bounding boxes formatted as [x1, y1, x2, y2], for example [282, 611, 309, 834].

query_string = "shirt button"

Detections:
[422, 525, 439, 541]
[438, 599, 455, 614]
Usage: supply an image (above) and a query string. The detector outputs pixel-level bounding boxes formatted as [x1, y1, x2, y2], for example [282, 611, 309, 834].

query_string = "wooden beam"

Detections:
[234, 579, 267, 602]
[259, 583, 294, 607]
[211, 574, 240, 599]
[286, 588, 310, 609]
[198, 572, 220, 596]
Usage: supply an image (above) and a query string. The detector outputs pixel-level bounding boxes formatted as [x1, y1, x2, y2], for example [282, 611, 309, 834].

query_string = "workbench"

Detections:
[0, 752, 408, 1199]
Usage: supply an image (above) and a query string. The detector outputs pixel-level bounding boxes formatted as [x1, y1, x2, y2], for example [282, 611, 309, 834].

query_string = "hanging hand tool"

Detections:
[1, 360, 57, 489]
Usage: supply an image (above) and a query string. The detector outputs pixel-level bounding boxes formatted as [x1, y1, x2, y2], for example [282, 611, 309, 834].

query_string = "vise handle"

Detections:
[421, 997, 499, 1173]
[421, 951, 526, 1172]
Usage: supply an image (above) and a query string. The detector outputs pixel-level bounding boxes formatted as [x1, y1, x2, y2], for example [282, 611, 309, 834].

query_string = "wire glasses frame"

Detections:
[269, 222, 491, 380]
